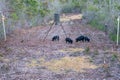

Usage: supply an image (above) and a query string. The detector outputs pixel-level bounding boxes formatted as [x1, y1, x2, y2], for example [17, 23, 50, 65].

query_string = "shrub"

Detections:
[109, 33, 120, 42]
[84, 47, 90, 54]
[111, 54, 118, 61]
[89, 19, 105, 31]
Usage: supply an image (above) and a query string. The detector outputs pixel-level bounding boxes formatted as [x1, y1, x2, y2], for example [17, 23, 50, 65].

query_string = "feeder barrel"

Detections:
[54, 13, 60, 25]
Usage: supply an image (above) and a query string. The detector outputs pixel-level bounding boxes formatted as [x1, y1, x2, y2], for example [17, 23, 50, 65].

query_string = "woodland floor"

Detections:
[0, 13, 120, 80]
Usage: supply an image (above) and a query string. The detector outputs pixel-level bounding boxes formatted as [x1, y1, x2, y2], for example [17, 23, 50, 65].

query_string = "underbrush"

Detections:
[89, 19, 105, 31]
[109, 33, 120, 42]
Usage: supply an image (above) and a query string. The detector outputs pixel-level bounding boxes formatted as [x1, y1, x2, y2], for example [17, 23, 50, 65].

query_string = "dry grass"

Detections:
[0, 53, 9, 63]
[49, 14, 83, 24]
[61, 14, 83, 22]
[27, 56, 99, 73]
[42, 56, 99, 73]
[59, 48, 84, 53]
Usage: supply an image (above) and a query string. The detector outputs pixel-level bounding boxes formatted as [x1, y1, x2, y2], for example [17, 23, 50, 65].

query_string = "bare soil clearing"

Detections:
[0, 14, 120, 80]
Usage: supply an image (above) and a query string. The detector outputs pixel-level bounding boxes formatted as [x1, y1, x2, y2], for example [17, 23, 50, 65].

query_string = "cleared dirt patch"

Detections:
[0, 13, 120, 80]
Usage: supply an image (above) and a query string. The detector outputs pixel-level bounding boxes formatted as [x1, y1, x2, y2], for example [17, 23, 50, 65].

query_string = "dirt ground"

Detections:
[0, 14, 120, 80]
